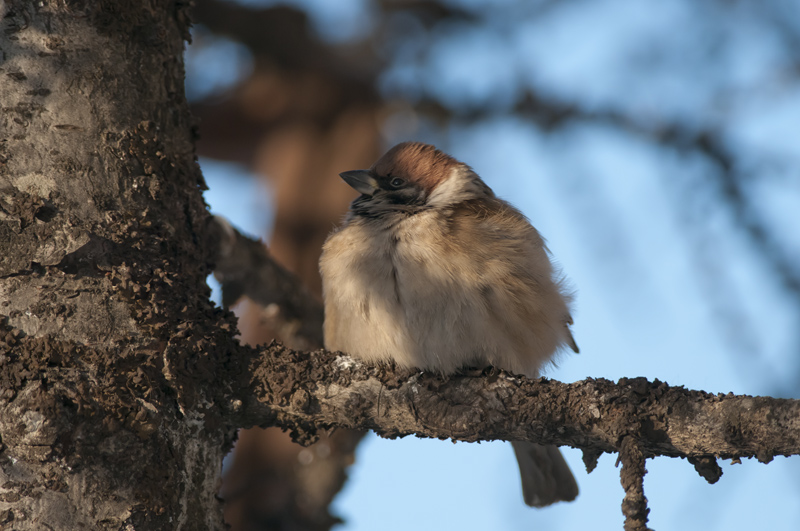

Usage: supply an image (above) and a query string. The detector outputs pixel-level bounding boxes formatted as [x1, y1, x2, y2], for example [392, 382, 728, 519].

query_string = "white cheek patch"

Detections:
[426, 167, 483, 208]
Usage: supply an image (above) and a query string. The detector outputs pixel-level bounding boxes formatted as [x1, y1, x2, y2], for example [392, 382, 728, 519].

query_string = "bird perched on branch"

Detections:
[319, 141, 579, 507]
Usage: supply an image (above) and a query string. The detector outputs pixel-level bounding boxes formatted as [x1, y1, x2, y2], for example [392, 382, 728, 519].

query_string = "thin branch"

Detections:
[206, 215, 324, 349]
[619, 437, 652, 531]
[231, 344, 800, 464]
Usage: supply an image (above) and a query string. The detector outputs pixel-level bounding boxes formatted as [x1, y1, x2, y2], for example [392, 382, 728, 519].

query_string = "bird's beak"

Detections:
[339, 170, 379, 196]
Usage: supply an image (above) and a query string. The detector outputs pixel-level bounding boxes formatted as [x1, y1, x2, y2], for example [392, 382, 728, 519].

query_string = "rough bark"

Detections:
[0, 2, 233, 529]
[234, 340, 799, 530]
[232, 344, 800, 462]
[619, 437, 651, 531]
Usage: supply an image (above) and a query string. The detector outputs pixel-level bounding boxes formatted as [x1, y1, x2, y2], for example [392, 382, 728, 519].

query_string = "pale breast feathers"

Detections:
[321, 195, 576, 377]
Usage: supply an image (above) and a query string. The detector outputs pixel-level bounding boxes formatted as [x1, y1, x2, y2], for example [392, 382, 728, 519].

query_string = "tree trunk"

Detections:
[0, 2, 231, 528]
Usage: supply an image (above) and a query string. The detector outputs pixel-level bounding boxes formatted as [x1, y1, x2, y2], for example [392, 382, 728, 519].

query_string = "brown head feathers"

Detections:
[371, 142, 464, 193]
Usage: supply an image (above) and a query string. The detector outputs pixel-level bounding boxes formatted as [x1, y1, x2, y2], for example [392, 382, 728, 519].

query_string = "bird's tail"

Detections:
[511, 441, 579, 507]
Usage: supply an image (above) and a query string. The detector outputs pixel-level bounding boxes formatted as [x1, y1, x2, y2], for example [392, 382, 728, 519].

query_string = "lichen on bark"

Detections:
[1, 2, 233, 529]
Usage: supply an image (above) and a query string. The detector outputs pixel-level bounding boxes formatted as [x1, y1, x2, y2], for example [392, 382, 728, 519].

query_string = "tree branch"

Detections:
[217, 341, 800, 529]
[207, 216, 324, 350]
[231, 343, 800, 463]
[619, 437, 652, 531]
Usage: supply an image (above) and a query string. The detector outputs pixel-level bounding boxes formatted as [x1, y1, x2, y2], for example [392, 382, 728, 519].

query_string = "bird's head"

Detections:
[340, 142, 492, 217]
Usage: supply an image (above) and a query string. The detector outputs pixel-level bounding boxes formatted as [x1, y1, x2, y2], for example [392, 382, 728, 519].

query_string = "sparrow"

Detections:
[319, 141, 579, 507]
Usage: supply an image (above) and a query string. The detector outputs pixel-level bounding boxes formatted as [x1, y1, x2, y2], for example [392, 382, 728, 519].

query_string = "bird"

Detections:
[319, 141, 579, 507]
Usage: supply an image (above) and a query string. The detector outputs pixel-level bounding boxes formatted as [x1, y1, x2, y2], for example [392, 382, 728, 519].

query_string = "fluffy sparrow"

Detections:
[319, 141, 579, 506]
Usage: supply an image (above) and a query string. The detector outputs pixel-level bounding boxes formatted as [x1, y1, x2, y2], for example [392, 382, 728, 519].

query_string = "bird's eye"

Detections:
[390, 177, 405, 188]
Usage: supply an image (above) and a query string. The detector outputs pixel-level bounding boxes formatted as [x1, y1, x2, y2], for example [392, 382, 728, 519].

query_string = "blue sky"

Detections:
[198, 0, 800, 529]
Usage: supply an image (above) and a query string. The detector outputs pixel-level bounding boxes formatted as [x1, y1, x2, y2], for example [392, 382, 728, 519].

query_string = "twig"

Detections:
[618, 436, 652, 531]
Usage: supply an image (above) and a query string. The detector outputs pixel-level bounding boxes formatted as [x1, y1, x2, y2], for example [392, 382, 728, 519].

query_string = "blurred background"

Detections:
[186, 0, 800, 530]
